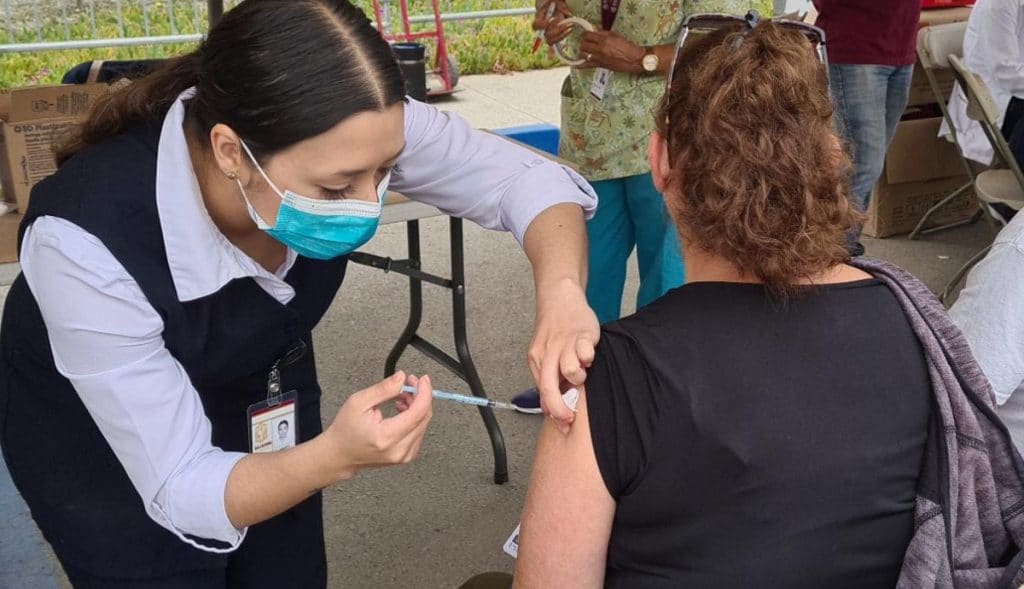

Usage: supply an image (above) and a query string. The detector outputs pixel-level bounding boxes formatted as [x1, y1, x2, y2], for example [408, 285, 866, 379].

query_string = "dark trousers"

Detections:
[994, 97, 1024, 222]
[59, 492, 327, 588]
[1003, 97, 1024, 167]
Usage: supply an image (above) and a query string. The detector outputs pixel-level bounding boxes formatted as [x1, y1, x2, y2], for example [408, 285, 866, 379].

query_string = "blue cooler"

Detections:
[493, 124, 560, 157]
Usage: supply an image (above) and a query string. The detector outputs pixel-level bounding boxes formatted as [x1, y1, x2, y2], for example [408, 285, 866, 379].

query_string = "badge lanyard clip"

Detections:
[265, 340, 307, 407]
[267, 364, 283, 407]
[248, 340, 307, 454]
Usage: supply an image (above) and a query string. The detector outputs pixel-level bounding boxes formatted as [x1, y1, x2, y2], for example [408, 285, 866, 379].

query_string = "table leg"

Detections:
[371, 219, 509, 484]
[385, 221, 423, 377]
[449, 218, 509, 485]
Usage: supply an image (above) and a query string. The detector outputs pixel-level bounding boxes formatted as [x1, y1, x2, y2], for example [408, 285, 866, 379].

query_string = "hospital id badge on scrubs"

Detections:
[589, 68, 611, 101]
[247, 391, 298, 453]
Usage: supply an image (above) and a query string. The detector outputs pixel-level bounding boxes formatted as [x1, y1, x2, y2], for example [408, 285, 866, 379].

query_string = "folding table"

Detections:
[348, 131, 575, 485]
[349, 197, 510, 484]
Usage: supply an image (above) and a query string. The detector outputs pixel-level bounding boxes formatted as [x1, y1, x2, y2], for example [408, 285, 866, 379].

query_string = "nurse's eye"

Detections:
[319, 186, 352, 200]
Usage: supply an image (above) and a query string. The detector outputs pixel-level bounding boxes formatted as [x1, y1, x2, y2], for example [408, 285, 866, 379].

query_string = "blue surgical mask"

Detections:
[236, 140, 389, 260]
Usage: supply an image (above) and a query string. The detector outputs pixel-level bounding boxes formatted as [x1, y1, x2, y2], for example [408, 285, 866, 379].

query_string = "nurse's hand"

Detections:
[577, 30, 646, 74]
[325, 371, 433, 480]
[529, 278, 599, 433]
[533, 0, 573, 46]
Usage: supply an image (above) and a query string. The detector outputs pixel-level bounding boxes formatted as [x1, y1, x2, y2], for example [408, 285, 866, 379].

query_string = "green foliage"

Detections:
[1, 1, 206, 87]
[0, 0, 773, 88]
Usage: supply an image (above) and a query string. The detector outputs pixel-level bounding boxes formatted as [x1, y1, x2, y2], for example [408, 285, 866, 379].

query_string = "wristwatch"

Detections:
[641, 46, 660, 73]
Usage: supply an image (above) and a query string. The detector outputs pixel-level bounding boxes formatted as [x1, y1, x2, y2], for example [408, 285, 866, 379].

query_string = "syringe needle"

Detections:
[400, 385, 519, 410]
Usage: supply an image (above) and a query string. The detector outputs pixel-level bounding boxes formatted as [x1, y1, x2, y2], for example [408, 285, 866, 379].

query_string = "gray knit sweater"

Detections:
[852, 258, 1024, 588]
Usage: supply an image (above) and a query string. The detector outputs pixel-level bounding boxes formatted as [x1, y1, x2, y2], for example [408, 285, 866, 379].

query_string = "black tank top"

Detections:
[586, 279, 931, 588]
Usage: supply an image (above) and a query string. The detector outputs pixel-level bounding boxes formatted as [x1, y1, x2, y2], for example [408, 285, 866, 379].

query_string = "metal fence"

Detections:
[0, 0, 535, 54]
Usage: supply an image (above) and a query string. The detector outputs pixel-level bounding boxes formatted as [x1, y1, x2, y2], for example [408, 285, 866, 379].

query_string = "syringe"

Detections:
[400, 385, 581, 412]
[401, 385, 518, 411]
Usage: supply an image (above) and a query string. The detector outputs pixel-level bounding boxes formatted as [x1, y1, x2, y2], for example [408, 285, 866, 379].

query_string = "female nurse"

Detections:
[0, 0, 597, 586]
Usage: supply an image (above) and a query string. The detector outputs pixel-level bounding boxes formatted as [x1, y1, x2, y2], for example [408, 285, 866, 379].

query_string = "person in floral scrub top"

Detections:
[510, 0, 758, 414]
[538, 0, 756, 324]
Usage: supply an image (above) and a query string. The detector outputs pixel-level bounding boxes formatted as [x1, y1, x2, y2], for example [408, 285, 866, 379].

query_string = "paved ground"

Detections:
[0, 67, 999, 588]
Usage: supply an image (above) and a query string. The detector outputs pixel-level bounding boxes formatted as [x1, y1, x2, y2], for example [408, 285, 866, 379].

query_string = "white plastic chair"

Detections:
[941, 55, 1024, 304]
[909, 22, 982, 239]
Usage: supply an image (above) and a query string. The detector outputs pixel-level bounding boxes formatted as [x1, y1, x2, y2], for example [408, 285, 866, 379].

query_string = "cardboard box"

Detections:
[0, 84, 109, 213]
[885, 114, 964, 183]
[863, 115, 976, 237]
[0, 212, 22, 264]
[863, 175, 975, 237]
[907, 62, 956, 108]
[907, 6, 973, 107]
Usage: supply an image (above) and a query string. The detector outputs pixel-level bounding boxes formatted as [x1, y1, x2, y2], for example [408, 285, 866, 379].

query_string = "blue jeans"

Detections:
[585, 173, 684, 324]
[829, 64, 914, 213]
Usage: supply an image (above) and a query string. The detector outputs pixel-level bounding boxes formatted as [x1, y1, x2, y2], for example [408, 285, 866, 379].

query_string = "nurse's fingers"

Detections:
[578, 35, 599, 55]
[538, 349, 574, 431]
[559, 341, 587, 387]
[396, 374, 419, 412]
[383, 374, 433, 437]
[352, 371, 407, 413]
[527, 344, 543, 386]
[545, 20, 573, 46]
[576, 336, 596, 373]
[396, 410, 432, 463]
[395, 394, 413, 413]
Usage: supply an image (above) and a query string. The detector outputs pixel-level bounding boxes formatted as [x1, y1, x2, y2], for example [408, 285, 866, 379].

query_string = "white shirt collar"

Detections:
[155, 89, 298, 303]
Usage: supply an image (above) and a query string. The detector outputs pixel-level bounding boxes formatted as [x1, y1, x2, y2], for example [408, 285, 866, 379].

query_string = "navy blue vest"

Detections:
[0, 121, 346, 578]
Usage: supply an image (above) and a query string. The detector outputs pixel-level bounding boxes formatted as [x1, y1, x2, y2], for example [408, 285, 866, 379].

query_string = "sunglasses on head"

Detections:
[666, 10, 829, 91]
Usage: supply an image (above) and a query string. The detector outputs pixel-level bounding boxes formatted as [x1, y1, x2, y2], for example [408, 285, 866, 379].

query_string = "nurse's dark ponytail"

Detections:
[56, 0, 406, 165]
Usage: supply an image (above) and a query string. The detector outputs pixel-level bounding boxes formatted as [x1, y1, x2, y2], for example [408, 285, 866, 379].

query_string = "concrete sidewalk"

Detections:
[0, 67, 998, 588]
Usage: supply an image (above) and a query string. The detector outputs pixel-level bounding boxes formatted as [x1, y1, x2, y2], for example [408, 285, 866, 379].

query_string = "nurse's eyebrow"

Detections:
[331, 143, 406, 177]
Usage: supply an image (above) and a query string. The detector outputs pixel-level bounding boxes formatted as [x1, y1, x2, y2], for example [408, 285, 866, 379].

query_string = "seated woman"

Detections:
[513, 21, 933, 588]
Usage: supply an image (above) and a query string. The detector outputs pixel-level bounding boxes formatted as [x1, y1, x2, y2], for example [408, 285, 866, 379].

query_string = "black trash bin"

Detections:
[392, 42, 428, 102]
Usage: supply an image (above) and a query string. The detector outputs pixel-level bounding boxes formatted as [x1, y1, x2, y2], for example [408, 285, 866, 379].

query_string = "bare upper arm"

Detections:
[514, 391, 616, 588]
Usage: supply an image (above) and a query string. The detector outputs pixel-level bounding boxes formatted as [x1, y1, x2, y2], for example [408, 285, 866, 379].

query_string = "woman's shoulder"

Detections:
[602, 278, 894, 361]
[605, 282, 745, 336]
[59, 120, 162, 175]
[24, 121, 166, 257]
[32, 121, 162, 209]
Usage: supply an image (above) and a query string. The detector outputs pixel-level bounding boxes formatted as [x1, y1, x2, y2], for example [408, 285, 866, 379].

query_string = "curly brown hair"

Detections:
[656, 21, 862, 297]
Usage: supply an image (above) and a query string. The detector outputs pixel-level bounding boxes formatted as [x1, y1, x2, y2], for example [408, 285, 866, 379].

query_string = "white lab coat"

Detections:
[942, 0, 1024, 165]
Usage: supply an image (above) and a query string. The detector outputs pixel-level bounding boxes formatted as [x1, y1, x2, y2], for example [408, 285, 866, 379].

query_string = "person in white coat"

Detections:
[944, 0, 1024, 166]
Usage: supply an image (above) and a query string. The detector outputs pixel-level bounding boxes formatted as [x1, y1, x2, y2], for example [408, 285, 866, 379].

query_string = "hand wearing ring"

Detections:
[578, 29, 650, 73]
[552, 17, 595, 65]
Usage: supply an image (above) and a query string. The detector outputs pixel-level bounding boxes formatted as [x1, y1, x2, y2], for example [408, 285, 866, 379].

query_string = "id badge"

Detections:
[589, 68, 611, 101]
[247, 391, 298, 453]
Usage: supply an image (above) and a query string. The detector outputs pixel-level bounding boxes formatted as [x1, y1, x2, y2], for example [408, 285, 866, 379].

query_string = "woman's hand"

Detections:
[533, 0, 574, 46]
[578, 30, 645, 74]
[529, 278, 600, 434]
[225, 371, 432, 529]
[323, 371, 433, 481]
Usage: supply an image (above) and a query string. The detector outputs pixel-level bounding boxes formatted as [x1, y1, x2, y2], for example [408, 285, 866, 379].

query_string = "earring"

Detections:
[226, 171, 238, 180]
